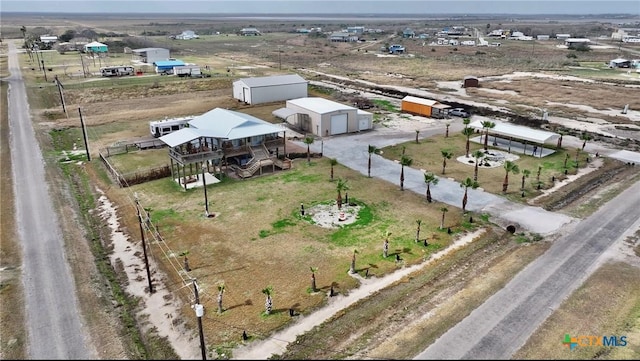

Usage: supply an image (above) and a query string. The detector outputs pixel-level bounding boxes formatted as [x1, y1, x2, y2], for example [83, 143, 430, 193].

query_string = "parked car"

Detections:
[449, 108, 470, 117]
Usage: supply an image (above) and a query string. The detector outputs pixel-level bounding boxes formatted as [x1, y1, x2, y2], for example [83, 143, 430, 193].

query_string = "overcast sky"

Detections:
[2, 1, 639, 15]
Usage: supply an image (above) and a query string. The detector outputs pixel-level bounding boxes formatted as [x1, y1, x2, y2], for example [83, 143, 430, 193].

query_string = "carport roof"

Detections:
[468, 120, 560, 144]
[272, 107, 298, 120]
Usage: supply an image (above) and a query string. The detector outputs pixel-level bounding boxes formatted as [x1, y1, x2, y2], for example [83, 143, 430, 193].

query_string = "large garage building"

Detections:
[275, 97, 373, 136]
[232, 74, 308, 105]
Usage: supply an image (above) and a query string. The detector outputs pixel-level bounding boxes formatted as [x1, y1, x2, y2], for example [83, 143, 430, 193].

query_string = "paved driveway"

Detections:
[296, 123, 576, 235]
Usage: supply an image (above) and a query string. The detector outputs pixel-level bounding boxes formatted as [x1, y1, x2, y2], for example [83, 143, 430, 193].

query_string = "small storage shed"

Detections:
[401, 96, 451, 119]
[233, 74, 308, 105]
[609, 58, 631, 68]
[154, 60, 186, 74]
[463, 75, 479, 88]
[84, 41, 108, 53]
[279, 97, 371, 136]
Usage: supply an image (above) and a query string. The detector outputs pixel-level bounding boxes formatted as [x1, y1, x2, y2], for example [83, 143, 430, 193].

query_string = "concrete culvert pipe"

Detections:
[506, 225, 516, 234]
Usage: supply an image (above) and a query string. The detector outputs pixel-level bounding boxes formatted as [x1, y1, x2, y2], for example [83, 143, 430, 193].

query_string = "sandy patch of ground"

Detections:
[306, 202, 361, 229]
[455, 149, 520, 168]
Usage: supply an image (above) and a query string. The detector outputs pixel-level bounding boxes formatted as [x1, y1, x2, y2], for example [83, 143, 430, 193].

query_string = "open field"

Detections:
[2, 13, 640, 360]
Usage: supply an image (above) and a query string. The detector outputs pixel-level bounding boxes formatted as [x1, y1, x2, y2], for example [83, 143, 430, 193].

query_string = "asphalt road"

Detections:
[6, 41, 95, 359]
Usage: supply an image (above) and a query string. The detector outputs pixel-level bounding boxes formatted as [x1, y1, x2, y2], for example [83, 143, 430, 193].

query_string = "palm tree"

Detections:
[415, 219, 422, 242]
[481, 120, 496, 150]
[349, 249, 358, 274]
[310, 267, 318, 292]
[335, 178, 349, 209]
[472, 150, 484, 182]
[329, 158, 338, 181]
[179, 250, 191, 272]
[423, 172, 439, 203]
[440, 149, 453, 175]
[462, 117, 471, 129]
[262, 285, 274, 315]
[399, 154, 413, 191]
[502, 160, 520, 193]
[367, 144, 378, 178]
[564, 153, 570, 169]
[521, 169, 531, 190]
[445, 122, 451, 138]
[20, 26, 27, 40]
[415, 129, 420, 143]
[383, 231, 391, 258]
[556, 131, 564, 149]
[303, 135, 314, 164]
[536, 165, 542, 182]
[217, 282, 226, 314]
[580, 133, 592, 151]
[439, 207, 449, 230]
[462, 127, 475, 157]
[460, 177, 479, 213]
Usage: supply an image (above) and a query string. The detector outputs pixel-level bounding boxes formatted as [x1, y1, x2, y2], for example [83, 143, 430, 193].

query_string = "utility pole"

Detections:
[41, 59, 47, 82]
[135, 193, 154, 293]
[193, 279, 207, 360]
[34, 49, 41, 70]
[202, 164, 209, 217]
[79, 54, 87, 78]
[54, 75, 67, 116]
[77, 107, 91, 161]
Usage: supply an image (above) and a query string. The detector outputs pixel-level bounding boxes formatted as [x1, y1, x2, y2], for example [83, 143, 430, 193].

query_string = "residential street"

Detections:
[6, 40, 95, 359]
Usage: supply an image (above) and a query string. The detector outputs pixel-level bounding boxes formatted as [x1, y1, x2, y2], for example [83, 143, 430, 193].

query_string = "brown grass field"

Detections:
[2, 13, 640, 360]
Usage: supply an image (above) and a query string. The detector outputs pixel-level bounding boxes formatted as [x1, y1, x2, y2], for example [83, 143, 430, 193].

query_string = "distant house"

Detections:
[565, 38, 591, 48]
[232, 74, 308, 105]
[240, 28, 261, 36]
[556, 34, 571, 40]
[329, 32, 358, 42]
[154, 59, 186, 74]
[402, 28, 416, 38]
[609, 58, 631, 68]
[132, 47, 170, 64]
[347, 26, 365, 34]
[40, 35, 58, 44]
[175, 30, 199, 40]
[84, 41, 108, 53]
[537, 35, 550, 40]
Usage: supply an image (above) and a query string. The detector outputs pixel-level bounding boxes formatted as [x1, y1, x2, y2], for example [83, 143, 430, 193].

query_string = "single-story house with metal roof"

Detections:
[468, 119, 560, 157]
[275, 97, 372, 136]
[329, 32, 358, 42]
[154, 59, 186, 74]
[84, 41, 108, 53]
[40, 35, 58, 44]
[401, 96, 451, 119]
[232, 74, 308, 105]
[159, 108, 290, 184]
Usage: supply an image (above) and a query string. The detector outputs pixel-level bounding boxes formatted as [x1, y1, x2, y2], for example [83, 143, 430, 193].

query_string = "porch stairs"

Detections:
[230, 145, 290, 178]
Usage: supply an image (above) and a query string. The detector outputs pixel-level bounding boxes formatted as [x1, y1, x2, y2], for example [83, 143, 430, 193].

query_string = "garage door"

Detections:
[359, 118, 370, 131]
[330, 114, 348, 135]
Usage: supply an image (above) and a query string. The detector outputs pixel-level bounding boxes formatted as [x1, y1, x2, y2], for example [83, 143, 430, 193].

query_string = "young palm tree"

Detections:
[217, 282, 226, 314]
[445, 122, 451, 138]
[564, 153, 570, 169]
[462, 117, 471, 129]
[521, 169, 531, 190]
[580, 133, 592, 151]
[440, 149, 453, 175]
[310, 267, 318, 292]
[262, 285, 274, 315]
[460, 177, 479, 213]
[502, 160, 520, 193]
[481, 120, 496, 150]
[335, 178, 349, 209]
[399, 154, 413, 191]
[472, 150, 484, 182]
[536, 165, 542, 182]
[415, 219, 422, 242]
[329, 158, 338, 181]
[349, 249, 358, 274]
[415, 129, 420, 144]
[367, 144, 378, 178]
[439, 207, 449, 230]
[303, 135, 314, 164]
[462, 127, 475, 157]
[423, 172, 439, 203]
[383, 231, 391, 258]
[556, 131, 564, 149]
[179, 250, 190, 272]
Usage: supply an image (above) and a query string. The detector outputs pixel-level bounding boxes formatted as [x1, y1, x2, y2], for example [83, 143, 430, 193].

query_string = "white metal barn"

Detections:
[279, 97, 373, 136]
[131, 47, 170, 65]
[232, 74, 308, 105]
